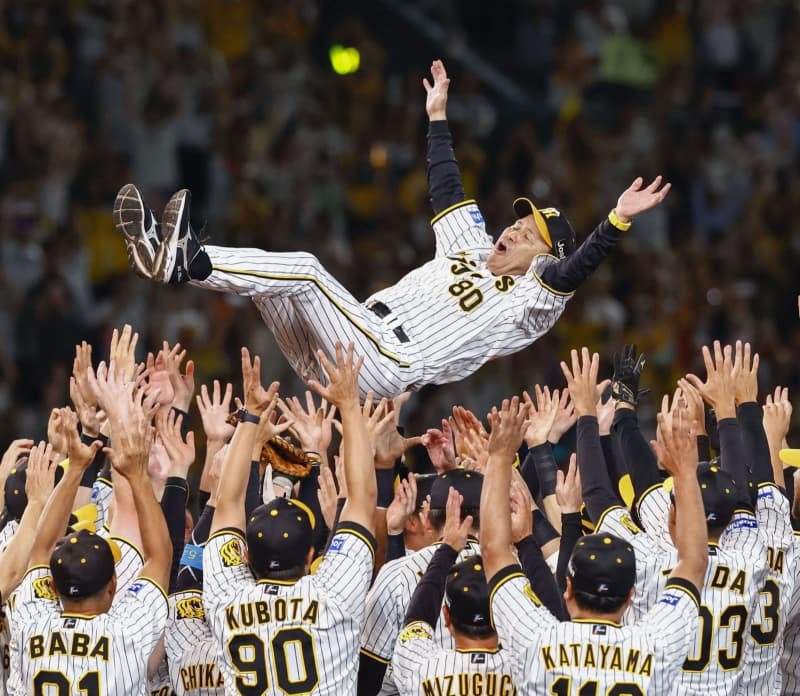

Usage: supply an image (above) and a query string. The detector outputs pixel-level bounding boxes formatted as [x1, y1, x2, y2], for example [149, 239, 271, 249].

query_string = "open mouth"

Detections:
[496, 241, 507, 253]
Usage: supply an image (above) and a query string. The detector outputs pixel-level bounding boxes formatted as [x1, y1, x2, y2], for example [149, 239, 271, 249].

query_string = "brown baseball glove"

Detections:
[261, 435, 318, 480]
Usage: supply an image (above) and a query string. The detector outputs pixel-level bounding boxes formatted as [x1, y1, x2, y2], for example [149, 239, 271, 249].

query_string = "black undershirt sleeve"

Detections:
[427, 120, 466, 214]
[557, 512, 582, 592]
[737, 402, 774, 486]
[577, 416, 622, 522]
[516, 535, 567, 620]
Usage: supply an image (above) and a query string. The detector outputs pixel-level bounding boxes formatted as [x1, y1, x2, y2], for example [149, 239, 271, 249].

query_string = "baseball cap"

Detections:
[429, 469, 483, 510]
[413, 473, 436, 511]
[663, 461, 738, 529]
[567, 533, 636, 597]
[246, 498, 316, 574]
[50, 529, 121, 599]
[5, 461, 66, 521]
[513, 198, 577, 260]
[780, 448, 800, 467]
[445, 556, 492, 630]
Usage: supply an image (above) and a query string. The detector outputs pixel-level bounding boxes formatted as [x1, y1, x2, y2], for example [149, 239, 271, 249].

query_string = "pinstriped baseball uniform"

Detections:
[361, 539, 483, 696]
[7, 566, 167, 696]
[165, 590, 224, 695]
[203, 522, 375, 696]
[95, 531, 144, 592]
[0, 519, 19, 694]
[195, 201, 571, 399]
[0, 520, 19, 551]
[391, 621, 515, 696]
[149, 659, 174, 696]
[489, 564, 699, 695]
[779, 532, 800, 695]
[91, 478, 113, 532]
[738, 484, 797, 695]
[600, 503, 769, 695]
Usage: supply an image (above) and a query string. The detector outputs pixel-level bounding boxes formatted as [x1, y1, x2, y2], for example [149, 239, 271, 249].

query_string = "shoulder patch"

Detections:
[32, 576, 58, 601]
[127, 581, 145, 595]
[399, 621, 432, 643]
[328, 536, 345, 553]
[730, 516, 758, 530]
[175, 595, 205, 620]
[469, 207, 484, 224]
[523, 583, 542, 607]
[659, 592, 681, 607]
[758, 489, 775, 501]
[219, 537, 246, 567]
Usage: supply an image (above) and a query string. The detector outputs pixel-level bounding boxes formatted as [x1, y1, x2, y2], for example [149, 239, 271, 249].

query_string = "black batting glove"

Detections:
[612, 344, 647, 407]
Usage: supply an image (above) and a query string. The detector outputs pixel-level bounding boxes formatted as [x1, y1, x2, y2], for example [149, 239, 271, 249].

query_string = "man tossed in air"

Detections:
[113, 60, 669, 399]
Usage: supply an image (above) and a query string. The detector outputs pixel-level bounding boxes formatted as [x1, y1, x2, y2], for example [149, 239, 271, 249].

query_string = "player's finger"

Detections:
[644, 175, 662, 192]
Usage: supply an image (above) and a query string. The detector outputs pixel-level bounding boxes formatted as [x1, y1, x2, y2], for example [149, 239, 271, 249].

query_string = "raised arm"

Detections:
[309, 342, 376, 534]
[540, 177, 670, 293]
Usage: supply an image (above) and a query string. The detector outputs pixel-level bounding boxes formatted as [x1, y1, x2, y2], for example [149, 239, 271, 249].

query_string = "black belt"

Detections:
[368, 302, 410, 343]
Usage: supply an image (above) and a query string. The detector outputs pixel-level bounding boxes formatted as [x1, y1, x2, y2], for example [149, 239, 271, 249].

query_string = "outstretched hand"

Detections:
[423, 59, 450, 121]
[308, 342, 363, 411]
[615, 176, 671, 223]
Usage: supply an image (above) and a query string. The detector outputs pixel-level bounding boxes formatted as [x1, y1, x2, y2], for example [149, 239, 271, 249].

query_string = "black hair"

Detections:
[449, 617, 496, 640]
[251, 564, 306, 582]
[428, 507, 480, 532]
[572, 588, 629, 614]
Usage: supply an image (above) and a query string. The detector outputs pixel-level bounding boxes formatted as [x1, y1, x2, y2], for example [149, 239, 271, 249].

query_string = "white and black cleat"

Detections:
[112, 184, 162, 279]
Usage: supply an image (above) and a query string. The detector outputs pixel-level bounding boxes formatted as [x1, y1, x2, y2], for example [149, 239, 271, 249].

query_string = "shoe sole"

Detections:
[156, 189, 189, 282]
[113, 184, 155, 279]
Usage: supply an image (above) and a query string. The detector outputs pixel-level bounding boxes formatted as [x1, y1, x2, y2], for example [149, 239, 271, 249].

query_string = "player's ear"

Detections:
[305, 546, 315, 571]
[442, 604, 452, 628]
[563, 576, 574, 602]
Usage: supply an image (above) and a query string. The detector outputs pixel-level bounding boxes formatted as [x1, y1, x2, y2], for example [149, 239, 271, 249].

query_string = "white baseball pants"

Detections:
[193, 246, 422, 398]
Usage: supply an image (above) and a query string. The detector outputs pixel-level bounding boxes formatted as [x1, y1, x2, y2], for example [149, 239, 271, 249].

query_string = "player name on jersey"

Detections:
[223, 596, 319, 630]
[539, 642, 653, 675]
[421, 672, 516, 696]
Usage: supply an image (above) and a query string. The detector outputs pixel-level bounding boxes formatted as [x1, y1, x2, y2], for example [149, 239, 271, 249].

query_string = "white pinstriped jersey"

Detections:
[203, 523, 374, 696]
[780, 532, 800, 695]
[361, 539, 483, 696]
[490, 564, 699, 696]
[391, 621, 515, 696]
[149, 659, 174, 696]
[0, 519, 19, 695]
[0, 520, 19, 551]
[600, 499, 769, 695]
[95, 531, 145, 592]
[7, 566, 167, 696]
[366, 202, 572, 387]
[91, 478, 113, 531]
[738, 484, 797, 695]
[166, 590, 223, 695]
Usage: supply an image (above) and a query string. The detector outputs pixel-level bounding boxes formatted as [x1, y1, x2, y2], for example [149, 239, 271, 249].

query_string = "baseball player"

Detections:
[112, 60, 670, 400]
[480, 395, 707, 696]
[360, 469, 483, 696]
[7, 404, 170, 695]
[392, 490, 515, 696]
[202, 344, 377, 696]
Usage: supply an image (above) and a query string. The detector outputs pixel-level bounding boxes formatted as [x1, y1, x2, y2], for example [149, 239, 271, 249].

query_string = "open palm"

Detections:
[423, 59, 450, 119]
[616, 176, 671, 222]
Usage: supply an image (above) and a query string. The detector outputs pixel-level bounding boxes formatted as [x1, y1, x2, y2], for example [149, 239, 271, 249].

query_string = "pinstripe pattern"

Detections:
[491, 568, 698, 695]
[780, 533, 800, 695]
[148, 659, 173, 695]
[94, 533, 145, 593]
[0, 521, 19, 694]
[203, 528, 373, 696]
[166, 590, 223, 695]
[192, 202, 572, 399]
[361, 540, 482, 696]
[391, 620, 515, 696]
[91, 479, 113, 532]
[7, 567, 167, 695]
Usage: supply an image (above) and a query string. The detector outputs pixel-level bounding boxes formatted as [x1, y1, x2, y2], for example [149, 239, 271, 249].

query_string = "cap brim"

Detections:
[513, 197, 552, 248]
[779, 448, 800, 467]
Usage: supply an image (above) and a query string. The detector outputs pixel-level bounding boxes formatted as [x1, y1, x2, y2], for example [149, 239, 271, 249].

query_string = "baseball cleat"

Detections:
[112, 184, 162, 278]
[157, 189, 211, 283]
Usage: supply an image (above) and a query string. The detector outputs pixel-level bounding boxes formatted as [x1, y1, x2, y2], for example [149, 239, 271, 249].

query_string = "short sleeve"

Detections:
[107, 577, 169, 655]
[202, 529, 253, 613]
[522, 255, 572, 336]
[636, 485, 672, 548]
[390, 621, 437, 693]
[361, 562, 405, 662]
[488, 564, 557, 656]
[755, 483, 794, 550]
[313, 522, 375, 616]
[166, 590, 212, 663]
[7, 566, 59, 627]
[0, 520, 19, 551]
[91, 478, 113, 531]
[640, 578, 700, 670]
[719, 510, 767, 557]
[431, 201, 493, 257]
[110, 535, 144, 593]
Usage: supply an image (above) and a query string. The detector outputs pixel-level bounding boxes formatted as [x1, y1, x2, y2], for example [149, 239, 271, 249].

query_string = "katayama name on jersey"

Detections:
[224, 596, 319, 630]
[540, 642, 653, 675]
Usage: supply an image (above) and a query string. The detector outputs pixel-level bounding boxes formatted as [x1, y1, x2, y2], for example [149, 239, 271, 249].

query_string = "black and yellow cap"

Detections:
[50, 529, 120, 599]
[664, 461, 738, 529]
[413, 473, 437, 512]
[513, 198, 577, 260]
[5, 460, 66, 521]
[568, 532, 636, 598]
[445, 555, 491, 629]
[429, 469, 483, 510]
[246, 498, 315, 574]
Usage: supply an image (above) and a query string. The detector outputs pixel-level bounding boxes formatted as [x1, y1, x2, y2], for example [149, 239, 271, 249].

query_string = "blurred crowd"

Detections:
[1, 0, 799, 456]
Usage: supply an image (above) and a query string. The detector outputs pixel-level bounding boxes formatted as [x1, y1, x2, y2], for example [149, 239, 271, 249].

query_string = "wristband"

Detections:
[180, 544, 204, 571]
[608, 209, 632, 231]
[236, 408, 260, 425]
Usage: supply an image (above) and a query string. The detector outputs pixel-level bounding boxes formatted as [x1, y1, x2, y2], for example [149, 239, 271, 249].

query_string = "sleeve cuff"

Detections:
[428, 120, 450, 134]
[487, 563, 525, 600]
[608, 209, 632, 231]
[334, 521, 377, 560]
[664, 577, 701, 607]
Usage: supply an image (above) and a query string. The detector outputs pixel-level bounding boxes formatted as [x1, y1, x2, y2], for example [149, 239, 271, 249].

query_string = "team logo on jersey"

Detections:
[659, 592, 680, 607]
[471, 653, 486, 664]
[758, 489, 774, 501]
[127, 581, 144, 595]
[469, 208, 484, 224]
[328, 537, 345, 553]
[729, 516, 758, 529]
[32, 577, 58, 601]
[619, 513, 641, 534]
[592, 624, 607, 635]
[63, 618, 77, 629]
[175, 596, 205, 620]
[523, 583, 542, 607]
[399, 622, 431, 643]
[220, 538, 246, 567]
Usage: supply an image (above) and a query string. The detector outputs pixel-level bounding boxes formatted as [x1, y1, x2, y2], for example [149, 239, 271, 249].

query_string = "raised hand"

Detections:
[421, 419, 457, 473]
[386, 476, 418, 536]
[368, 399, 422, 470]
[548, 388, 577, 443]
[612, 344, 647, 407]
[72, 341, 96, 407]
[487, 397, 529, 461]
[196, 380, 235, 444]
[522, 385, 560, 447]
[441, 487, 472, 552]
[732, 340, 759, 405]
[109, 324, 140, 383]
[0, 439, 34, 478]
[614, 176, 671, 223]
[307, 342, 363, 411]
[685, 341, 739, 419]
[652, 400, 697, 478]
[423, 59, 450, 121]
[156, 410, 196, 477]
[241, 347, 279, 416]
[88, 360, 138, 426]
[161, 341, 195, 412]
[25, 439, 57, 507]
[62, 408, 103, 473]
[556, 453, 582, 514]
[317, 465, 339, 530]
[104, 388, 157, 480]
[252, 399, 293, 448]
[560, 348, 600, 418]
[143, 350, 175, 407]
[450, 406, 489, 460]
[278, 391, 337, 454]
[47, 408, 67, 459]
[763, 387, 791, 447]
[509, 475, 534, 543]
[677, 378, 707, 436]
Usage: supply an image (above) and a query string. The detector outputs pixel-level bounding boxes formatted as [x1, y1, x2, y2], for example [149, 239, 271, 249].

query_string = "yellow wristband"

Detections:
[608, 209, 632, 231]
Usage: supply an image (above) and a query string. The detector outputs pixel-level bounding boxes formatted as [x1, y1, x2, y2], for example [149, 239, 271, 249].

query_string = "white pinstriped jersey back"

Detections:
[0, 519, 19, 695]
[361, 539, 483, 696]
[203, 526, 374, 696]
[7, 567, 167, 696]
[780, 532, 800, 695]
